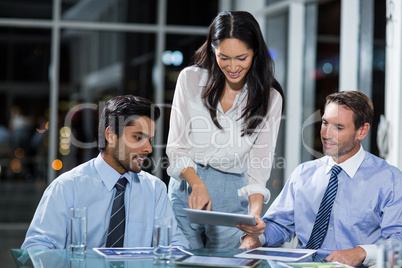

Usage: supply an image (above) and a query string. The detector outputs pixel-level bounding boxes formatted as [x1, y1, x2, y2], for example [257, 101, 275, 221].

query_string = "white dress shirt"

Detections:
[166, 66, 283, 203]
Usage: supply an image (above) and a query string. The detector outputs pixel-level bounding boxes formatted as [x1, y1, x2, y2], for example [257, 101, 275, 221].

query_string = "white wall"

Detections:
[385, 0, 402, 169]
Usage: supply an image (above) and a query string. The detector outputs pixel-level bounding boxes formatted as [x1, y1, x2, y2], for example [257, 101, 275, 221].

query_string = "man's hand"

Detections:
[239, 235, 261, 249]
[326, 246, 366, 267]
[237, 216, 266, 237]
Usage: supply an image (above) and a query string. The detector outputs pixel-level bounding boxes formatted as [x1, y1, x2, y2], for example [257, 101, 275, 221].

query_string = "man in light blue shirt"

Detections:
[238, 91, 402, 267]
[22, 95, 189, 249]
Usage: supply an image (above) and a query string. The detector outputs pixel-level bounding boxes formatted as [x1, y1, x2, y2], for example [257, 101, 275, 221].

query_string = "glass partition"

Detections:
[0, 27, 51, 222]
[264, 13, 288, 208]
[166, 0, 218, 26]
[57, 30, 158, 175]
[61, 0, 157, 24]
[0, 0, 52, 20]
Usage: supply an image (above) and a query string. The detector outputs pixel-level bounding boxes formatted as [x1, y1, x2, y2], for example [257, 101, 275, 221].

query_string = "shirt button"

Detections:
[329, 227, 333, 231]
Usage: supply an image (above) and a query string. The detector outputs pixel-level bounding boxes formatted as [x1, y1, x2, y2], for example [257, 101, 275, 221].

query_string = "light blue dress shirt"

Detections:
[262, 147, 402, 266]
[21, 154, 189, 249]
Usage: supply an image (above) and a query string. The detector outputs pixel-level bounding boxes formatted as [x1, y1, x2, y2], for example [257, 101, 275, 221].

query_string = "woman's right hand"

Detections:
[188, 181, 212, 210]
[181, 167, 212, 210]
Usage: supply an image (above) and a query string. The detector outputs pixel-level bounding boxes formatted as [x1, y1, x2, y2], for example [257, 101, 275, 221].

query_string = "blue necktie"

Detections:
[106, 177, 128, 247]
[306, 165, 342, 249]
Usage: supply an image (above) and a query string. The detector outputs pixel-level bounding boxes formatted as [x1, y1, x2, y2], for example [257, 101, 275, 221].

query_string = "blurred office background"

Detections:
[1, 0, 402, 266]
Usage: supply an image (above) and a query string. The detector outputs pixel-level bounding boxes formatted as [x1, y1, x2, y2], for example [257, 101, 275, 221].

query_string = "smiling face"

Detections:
[215, 38, 254, 89]
[102, 116, 155, 174]
[320, 103, 369, 163]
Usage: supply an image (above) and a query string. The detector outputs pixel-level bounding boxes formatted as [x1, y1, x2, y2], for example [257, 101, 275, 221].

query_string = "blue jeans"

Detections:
[168, 164, 249, 249]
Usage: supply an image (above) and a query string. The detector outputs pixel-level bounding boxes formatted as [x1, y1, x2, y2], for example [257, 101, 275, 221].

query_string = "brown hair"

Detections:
[325, 91, 374, 129]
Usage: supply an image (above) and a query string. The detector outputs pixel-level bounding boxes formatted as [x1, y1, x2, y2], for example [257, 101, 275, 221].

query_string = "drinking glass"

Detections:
[153, 216, 172, 262]
[68, 207, 87, 259]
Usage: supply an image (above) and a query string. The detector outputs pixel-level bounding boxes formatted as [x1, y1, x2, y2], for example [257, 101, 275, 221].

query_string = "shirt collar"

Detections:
[94, 153, 132, 191]
[326, 145, 365, 178]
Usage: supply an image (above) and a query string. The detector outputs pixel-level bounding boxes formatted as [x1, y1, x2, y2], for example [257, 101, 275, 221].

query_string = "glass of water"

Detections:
[68, 207, 87, 259]
[153, 216, 172, 262]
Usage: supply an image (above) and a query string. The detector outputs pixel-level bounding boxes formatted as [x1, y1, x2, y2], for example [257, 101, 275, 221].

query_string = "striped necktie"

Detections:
[106, 177, 128, 247]
[306, 165, 342, 249]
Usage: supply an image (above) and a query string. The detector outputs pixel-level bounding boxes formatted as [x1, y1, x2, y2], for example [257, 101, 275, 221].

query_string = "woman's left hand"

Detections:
[236, 215, 266, 237]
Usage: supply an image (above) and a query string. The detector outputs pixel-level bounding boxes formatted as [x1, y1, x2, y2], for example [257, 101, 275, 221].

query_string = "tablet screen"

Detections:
[245, 249, 307, 258]
[183, 208, 256, 227]
[173, 255, 261, 268]
[234, 247, 317, 262]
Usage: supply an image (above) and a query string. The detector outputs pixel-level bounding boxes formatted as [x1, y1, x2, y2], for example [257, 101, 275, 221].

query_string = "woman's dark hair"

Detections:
[325, 91, 374, 129]
[194, 11, 285, 135]
[98, 95, 160, 151]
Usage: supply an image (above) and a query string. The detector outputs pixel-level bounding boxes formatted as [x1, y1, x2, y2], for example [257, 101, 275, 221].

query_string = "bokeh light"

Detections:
[52, 159, 63, 170]
[10, 158, 22, 173]
[14, 148, 25, 159]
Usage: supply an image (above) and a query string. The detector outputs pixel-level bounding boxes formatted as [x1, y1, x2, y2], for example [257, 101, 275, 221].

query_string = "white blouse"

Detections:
[166, 66, 283, 203]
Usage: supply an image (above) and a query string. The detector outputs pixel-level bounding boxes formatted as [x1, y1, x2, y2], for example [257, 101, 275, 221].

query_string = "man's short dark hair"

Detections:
[98, 95, 160, 151]
[325, 91, 374, 129]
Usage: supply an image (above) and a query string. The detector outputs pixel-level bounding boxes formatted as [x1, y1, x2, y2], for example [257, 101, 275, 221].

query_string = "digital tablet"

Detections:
[172, 255, 261, 268]
[94, 247, 154, 258]
[276, 262, 353, 268]
[234, 247, 317, 262]
[183, 208, 256, 227]
[94, 246, 192, 259]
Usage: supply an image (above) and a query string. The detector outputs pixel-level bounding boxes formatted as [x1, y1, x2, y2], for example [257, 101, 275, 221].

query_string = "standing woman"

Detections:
[166, 11, 285, 249]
